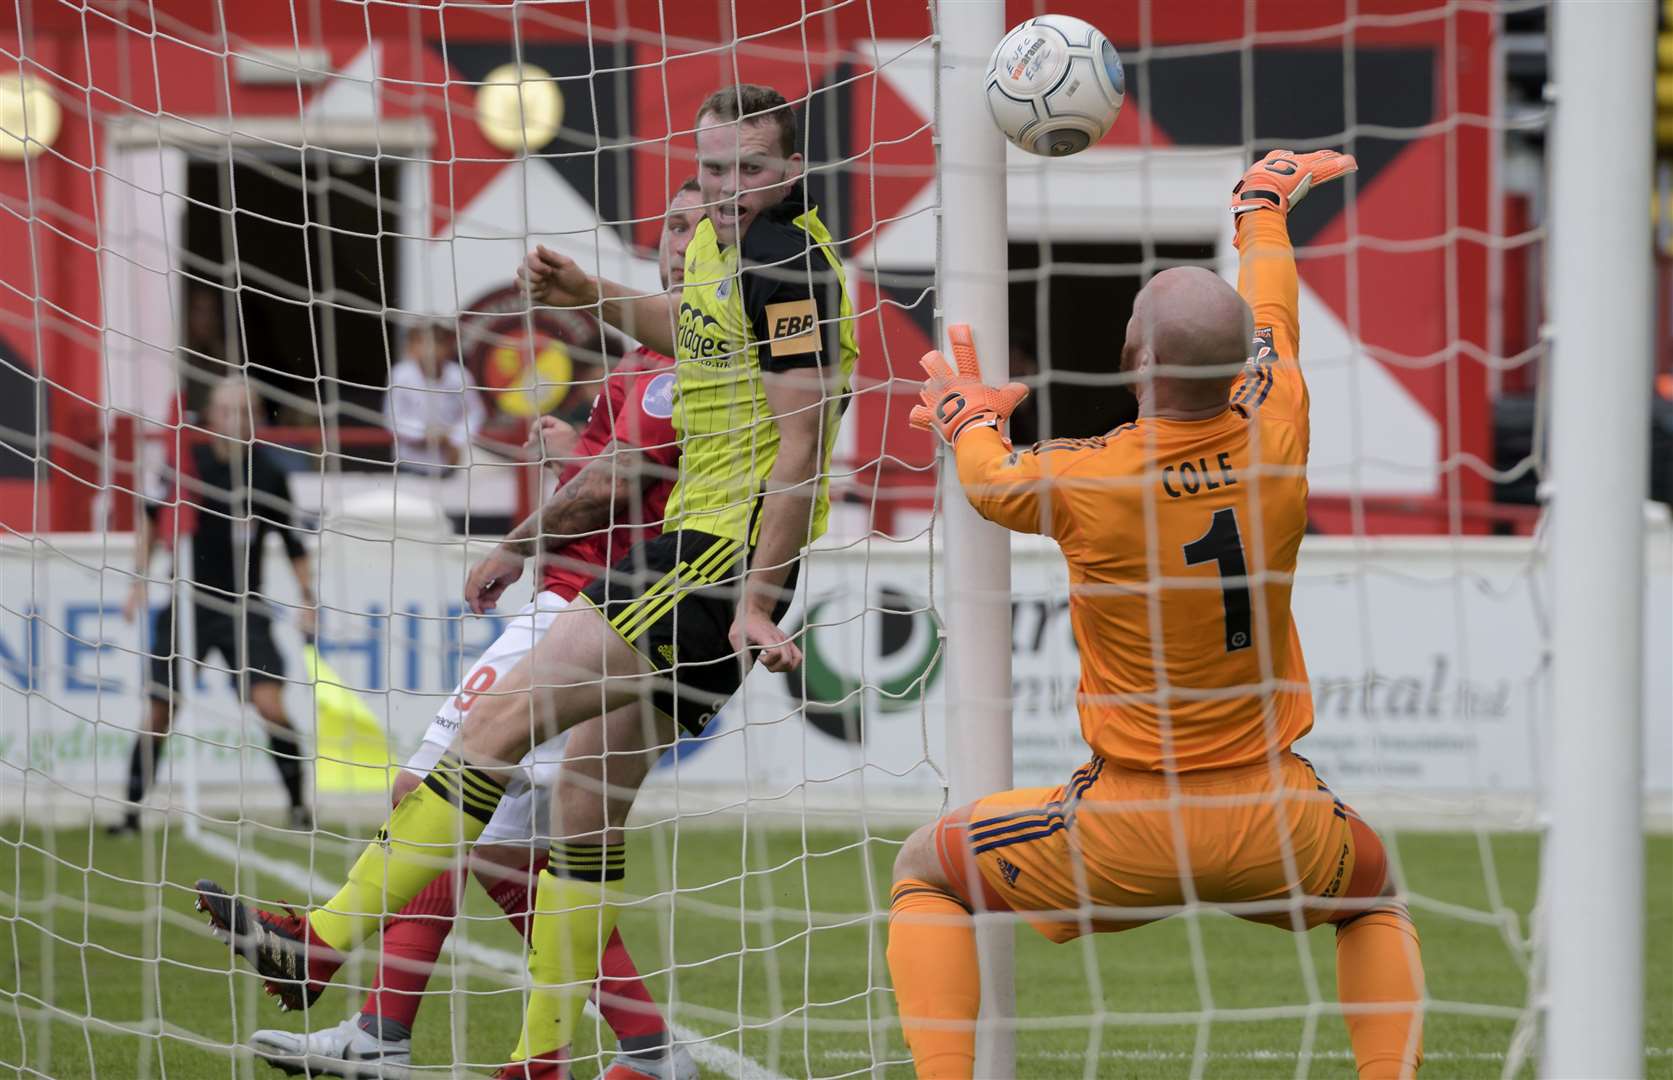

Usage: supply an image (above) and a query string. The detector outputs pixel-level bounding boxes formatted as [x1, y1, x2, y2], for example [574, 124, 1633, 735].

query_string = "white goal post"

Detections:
[1543, 1, 1654, 1072]
[934, 2, 1017, 1076]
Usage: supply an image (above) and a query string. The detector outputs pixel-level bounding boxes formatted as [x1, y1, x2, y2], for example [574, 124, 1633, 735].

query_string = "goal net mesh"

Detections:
[3, 1, 1658, 1077]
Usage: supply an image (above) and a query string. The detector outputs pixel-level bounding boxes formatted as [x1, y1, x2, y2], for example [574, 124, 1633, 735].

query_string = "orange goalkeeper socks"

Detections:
[887, 879, 980, 1079]
[1336, 909, 1425, 1079]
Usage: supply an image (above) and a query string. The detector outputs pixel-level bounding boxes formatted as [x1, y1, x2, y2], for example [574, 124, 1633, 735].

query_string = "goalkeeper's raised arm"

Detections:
[1230, 149, 1357, 422]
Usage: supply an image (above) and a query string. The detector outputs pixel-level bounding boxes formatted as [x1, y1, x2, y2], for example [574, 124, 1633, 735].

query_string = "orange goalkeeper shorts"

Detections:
[933, 752, 1389, 944]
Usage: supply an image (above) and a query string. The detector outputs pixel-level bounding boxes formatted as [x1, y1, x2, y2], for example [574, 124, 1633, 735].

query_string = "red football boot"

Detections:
[194, 878, 342, 1012]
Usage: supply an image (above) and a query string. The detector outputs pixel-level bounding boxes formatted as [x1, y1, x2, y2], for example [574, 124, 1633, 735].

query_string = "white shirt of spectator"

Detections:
[385, 357, 485, 471]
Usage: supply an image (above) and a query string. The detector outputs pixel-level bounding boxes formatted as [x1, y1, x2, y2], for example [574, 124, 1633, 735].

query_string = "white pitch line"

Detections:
[822, 1046, 1673, 1064]
[185, 827, 790, 1080]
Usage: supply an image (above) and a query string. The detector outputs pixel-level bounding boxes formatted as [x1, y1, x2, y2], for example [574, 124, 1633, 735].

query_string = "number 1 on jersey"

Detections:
[1183, 507, 1253, 653]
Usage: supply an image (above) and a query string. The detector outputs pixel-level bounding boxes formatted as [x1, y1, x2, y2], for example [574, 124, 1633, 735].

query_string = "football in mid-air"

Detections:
[985, 14, 1125, 157]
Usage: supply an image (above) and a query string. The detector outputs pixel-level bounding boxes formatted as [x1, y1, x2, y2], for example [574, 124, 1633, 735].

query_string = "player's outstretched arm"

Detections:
[287, 549, 318, 639]
[124, 503, 159, 623]
[954, 427, 1058, 536]
[731, 368, 831, 674]
[912, 326, 1087, 538]
[1235, 211, 1301, 363]
[259, 457, 318, 638]
[464, 453, 639, 613]
[527, 415, 579, 476]
[1231, 149, 1356, 365]
[518, 245, 679, 356]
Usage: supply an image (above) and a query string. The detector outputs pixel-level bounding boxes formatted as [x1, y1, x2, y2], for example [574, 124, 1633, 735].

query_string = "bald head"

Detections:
[1121, 267, 1253, 415]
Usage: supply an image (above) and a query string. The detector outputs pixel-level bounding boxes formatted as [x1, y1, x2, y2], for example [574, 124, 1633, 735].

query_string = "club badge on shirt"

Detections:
[641, 372, 676, 419]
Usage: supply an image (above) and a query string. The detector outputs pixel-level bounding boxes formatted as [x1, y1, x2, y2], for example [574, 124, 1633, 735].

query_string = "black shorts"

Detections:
[580, 529, 797, 735]
[146, 601, 287, 703]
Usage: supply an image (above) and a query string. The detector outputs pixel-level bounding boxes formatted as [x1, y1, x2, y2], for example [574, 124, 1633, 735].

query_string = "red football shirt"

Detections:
[539, 348, 679, 600]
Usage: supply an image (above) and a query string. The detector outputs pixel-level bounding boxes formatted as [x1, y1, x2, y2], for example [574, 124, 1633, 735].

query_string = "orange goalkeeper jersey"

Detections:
[955, 211, 1312, 772]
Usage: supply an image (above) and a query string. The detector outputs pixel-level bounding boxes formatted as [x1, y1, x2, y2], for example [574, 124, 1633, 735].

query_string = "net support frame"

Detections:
[1543, 1, 1654, 1073]
[933, 2, 1017, 1074]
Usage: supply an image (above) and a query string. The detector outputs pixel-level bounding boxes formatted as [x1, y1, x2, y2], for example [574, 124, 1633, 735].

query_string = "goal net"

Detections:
[1, 1, 1666, 1077]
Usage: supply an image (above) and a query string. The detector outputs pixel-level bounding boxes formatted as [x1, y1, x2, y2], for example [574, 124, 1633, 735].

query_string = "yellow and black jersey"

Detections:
[665, 183, 859, 545]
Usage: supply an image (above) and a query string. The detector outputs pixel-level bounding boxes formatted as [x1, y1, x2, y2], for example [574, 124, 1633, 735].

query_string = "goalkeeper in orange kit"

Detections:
[888, 151, 1425, 1079]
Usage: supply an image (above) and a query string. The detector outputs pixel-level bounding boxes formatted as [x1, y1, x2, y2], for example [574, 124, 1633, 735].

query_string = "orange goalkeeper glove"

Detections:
[1230, 149, 1358, 216]
[909, 324, 1030, 444]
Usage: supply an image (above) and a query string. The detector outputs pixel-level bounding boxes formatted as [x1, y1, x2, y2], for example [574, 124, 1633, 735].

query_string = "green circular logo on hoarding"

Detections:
[785, 587, 943, 744]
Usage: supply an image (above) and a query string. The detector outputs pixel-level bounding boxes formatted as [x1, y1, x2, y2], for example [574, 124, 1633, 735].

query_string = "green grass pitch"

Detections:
[2, 819, 1668, 1078]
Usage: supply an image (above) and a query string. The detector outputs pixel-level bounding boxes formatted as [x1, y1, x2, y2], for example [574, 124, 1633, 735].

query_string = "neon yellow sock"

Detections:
[308, 754, 505, 952]
[513, 843, 625, 1060]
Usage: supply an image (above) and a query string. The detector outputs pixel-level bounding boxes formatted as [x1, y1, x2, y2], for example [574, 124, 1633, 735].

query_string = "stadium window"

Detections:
[0, 337, 40, 481]
[1008, 240, 1217, 444]
[180, 150, 400, 431]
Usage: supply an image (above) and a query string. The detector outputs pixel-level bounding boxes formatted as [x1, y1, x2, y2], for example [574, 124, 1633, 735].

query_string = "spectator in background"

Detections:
[385, 320, 484, 473]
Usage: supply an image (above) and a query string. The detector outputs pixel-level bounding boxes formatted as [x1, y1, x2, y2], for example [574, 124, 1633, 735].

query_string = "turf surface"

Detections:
[2, 819, 1668, 1078]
